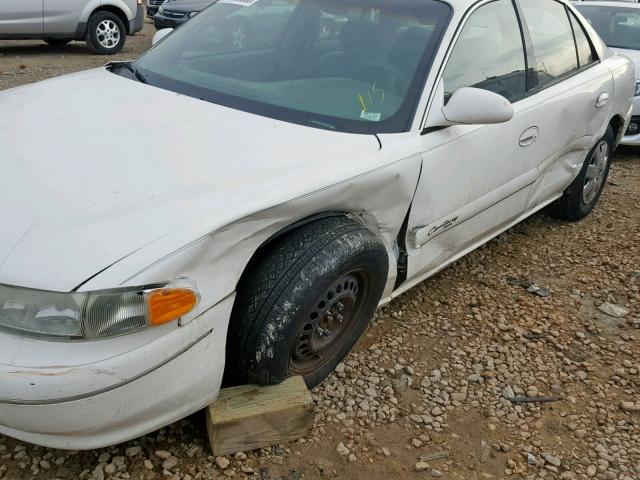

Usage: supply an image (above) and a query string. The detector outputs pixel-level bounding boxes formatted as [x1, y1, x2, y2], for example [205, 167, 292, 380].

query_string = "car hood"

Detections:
[0, 68, 380, 291]
[162, 0, 214, 12]
[611, 47, 640, 79]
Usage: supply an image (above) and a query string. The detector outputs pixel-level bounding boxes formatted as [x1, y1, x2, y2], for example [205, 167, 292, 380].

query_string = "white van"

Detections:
[0, 0, 145, 54]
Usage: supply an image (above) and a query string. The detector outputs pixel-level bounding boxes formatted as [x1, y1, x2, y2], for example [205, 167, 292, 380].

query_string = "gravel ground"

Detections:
[1, 22, 639, 480]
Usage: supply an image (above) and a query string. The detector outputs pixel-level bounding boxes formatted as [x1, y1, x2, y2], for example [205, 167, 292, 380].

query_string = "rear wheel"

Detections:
[226, 216, 388, 388]
[85, 11, 126, 55]
[551, 126, 614, 221]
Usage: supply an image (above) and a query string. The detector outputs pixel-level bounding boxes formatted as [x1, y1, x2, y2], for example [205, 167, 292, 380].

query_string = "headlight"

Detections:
[0, 280, 199, 340]
[635, 81, 640, 97]
[188, 11, 199, 17]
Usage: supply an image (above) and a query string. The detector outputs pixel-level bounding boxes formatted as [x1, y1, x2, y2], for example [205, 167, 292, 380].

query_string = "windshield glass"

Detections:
[575, 5, 640, 50]
[133, 0, 451, 133]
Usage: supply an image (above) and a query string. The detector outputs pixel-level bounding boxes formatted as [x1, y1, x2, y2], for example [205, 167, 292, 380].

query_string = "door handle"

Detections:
[519, 126, 539, 147]
[595, 92, 610, 108]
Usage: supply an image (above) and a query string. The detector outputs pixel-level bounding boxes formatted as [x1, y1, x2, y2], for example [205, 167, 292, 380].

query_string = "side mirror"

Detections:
[425, 84, 514, 128]
[152, 28, 173, 46]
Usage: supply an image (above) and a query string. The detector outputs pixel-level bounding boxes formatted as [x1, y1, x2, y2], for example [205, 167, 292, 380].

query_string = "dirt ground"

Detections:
[0, 22, 638, 480]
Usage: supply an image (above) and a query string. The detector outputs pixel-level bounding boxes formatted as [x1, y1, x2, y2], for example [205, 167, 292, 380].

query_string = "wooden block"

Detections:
[207, 376, 314, 456]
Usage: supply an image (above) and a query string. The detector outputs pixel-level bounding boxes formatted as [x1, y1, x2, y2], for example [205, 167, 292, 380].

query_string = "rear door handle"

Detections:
[519, 126, 539, 147]
[596, 92, 610, 108]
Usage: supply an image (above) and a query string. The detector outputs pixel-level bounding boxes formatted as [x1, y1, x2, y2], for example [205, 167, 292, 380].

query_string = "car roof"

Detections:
[574, 1, 640, 7]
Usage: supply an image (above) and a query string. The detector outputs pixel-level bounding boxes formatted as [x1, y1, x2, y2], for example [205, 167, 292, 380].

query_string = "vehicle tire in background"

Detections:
[226, 216, 389, 389]
[551, 126, 614, 221]
[85, 11, 126, 55]
[44, 39, 71, 46]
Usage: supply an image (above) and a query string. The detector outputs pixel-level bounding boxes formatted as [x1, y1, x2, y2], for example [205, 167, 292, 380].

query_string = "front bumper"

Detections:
[0, 295, 233, 449]
[153, 11, 190, 29]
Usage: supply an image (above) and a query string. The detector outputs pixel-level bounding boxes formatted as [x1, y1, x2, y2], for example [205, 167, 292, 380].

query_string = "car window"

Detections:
[575, 4, 640, 51]
[520, 0, 578, 88]
[569, 10, 596, 67]
[442, 0, 526, 103]
[132, 0, 452, 134]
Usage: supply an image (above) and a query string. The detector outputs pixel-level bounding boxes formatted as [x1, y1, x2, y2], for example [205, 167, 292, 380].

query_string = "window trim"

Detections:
[420, 0, 604, 133]
[567, 6, 598, 69]
[513, 0, 602, 97]
[419, 0, 528, 132]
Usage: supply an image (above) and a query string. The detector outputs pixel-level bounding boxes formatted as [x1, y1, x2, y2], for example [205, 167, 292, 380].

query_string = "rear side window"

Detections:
[442, 0, 527, 102]
[520, 0, 578, 88]
[569, 11, 596, 67]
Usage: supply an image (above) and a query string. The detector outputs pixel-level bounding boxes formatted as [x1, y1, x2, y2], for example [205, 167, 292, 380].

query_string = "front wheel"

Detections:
[85, 11, 126, 55]
[551, 126, 614, 221]
[226, 216, 388, 388]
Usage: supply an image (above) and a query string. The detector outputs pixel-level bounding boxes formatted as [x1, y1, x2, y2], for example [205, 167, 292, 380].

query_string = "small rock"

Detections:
[162, 456, 178, 471]
[598, 303, 629, 318]
[415, 462, 430, 472]
[215, 457, 230, 470]
[431, 468, 443, 478]
[125, 446, 141, 458]
[154, 450, 171, 460]
[336, 443, 350, 456]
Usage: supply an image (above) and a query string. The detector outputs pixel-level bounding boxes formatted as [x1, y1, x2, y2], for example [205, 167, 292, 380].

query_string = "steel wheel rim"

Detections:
[582, 140, 609, 204]
[290, 270, 370, 375]
[96, 20, 121, 49]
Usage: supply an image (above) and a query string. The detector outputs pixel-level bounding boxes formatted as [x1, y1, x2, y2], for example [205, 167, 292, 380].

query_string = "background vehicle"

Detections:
[0, 0, 633, 450]
[575, 1, 640, 144]
[0, 0, 145, 54]
[153, 0, 215, 29]
[147, 0, 166, 17]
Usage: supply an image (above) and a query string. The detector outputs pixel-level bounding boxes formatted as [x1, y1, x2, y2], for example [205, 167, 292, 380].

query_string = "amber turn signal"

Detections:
[147, 288, 199, 326]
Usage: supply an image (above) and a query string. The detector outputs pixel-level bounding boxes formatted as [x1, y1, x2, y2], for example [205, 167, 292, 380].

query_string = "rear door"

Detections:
[43, 0, 86, 34]
[518, 0, 614, 208]
[0, 0, 43, 34]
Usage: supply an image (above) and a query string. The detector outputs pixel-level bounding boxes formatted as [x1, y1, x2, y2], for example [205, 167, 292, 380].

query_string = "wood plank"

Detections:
[207, 376, 315, 456]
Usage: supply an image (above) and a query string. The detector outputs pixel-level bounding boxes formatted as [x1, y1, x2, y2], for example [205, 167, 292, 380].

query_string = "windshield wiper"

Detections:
[122, 62, 148, 84]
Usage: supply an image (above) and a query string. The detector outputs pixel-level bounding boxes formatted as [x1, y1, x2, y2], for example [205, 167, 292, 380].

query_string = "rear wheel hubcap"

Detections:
[582, 140, 609, 204]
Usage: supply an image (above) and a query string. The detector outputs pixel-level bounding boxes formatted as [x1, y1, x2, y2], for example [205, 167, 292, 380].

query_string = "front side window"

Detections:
[575, 4, 640, 51]
[520, 0, 578, 88]
[130, 0, 452, 133]
[442, 0, 527, 103]
[569, 11, 596, 68]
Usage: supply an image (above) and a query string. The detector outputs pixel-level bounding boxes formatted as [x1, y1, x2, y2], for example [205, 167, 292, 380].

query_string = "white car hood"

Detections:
[0, 68, 380, 291]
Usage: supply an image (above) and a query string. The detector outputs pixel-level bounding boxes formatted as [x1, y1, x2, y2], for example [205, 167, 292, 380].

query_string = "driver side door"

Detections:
[405, 0, 541, 281]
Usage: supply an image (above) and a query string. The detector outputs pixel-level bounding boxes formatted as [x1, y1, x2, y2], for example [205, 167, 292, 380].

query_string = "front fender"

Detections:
[79, 156, 423, 321]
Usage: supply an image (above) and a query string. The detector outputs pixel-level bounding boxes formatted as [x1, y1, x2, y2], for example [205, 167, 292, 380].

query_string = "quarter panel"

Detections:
[0, 0, 43, 35]
[43, 0, 97, 34]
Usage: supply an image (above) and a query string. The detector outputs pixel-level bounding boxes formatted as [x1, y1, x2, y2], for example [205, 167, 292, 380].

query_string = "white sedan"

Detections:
[0, 0, 634, 449]
[575, 1, 640, 144]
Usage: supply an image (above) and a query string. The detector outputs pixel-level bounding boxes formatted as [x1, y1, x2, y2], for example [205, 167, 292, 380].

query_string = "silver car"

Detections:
[0, 0, 145, 54]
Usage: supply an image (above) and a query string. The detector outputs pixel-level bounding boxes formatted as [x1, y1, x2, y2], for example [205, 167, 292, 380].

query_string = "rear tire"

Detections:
[226, 216, 388, 388]
[551, 126, 614, 221]
[85, 11, 126, 55]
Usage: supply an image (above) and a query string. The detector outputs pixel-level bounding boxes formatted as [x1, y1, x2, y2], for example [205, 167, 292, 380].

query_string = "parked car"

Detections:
[0, 0, 144, 54]
[575, 1, 640, 144]
[153, 0, 215, 29]
[147, 0, 166, 17]
[0, 0, 633, 450]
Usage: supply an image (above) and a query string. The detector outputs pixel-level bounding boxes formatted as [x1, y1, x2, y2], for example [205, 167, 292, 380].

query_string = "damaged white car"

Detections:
[0, 0, 634, 449]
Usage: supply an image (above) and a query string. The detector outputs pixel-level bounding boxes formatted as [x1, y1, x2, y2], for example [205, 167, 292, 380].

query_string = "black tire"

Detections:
[227, 216, 388, 388]
[551, 126, 614, 221]
[44, 39, 71, 46]
[85, 11, 126, 55]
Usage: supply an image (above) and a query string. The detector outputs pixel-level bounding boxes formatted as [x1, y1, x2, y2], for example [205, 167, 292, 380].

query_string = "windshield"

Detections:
[576, 5, 640, 50]
[132, 0, 451, 133]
